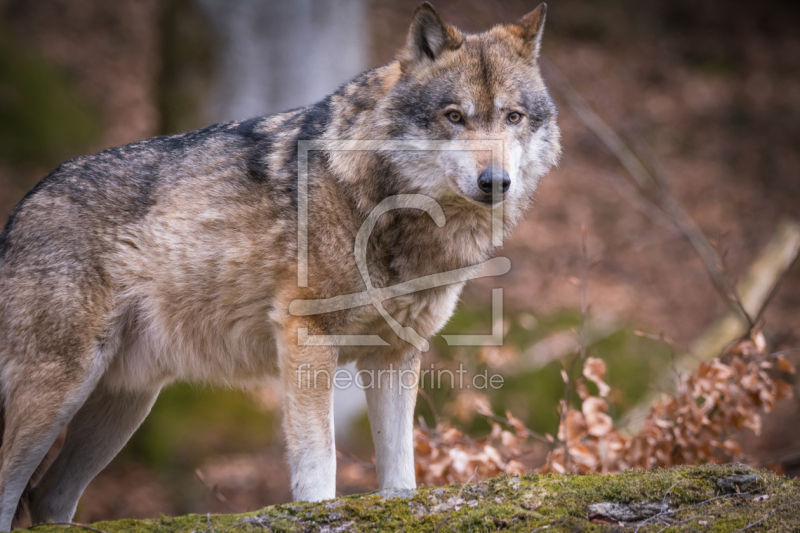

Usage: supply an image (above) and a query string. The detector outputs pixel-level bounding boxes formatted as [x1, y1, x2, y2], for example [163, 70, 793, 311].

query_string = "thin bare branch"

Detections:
[634, 330, 695, 357]
[195, 469, 245, 514]
[730, 499, 800, 533]
[336, 450, 376, 469]
[433, 469, 478, 533]
[579, 225, 590, 365]
[476, 410, 552, 445]
[541, 57, 753, 328]
[655, 512, 706, 533]
[771, 348, 800, 359]
[753, 247, 799, 326]
[417, 387, 441, 427]
[634, 480, 682, 532]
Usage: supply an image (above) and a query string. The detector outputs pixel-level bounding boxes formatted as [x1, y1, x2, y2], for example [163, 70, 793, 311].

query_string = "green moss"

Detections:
[19, 465, 800, 532]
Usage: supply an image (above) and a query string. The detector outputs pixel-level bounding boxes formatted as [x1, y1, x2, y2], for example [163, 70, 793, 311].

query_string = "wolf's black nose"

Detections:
[477, 168, 511, 194]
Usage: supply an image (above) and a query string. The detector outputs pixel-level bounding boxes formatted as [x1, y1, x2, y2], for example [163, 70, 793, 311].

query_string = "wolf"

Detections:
[0, 3, 560, 529]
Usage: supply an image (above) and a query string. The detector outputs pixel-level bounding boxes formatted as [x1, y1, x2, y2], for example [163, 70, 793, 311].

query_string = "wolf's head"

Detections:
[374, 3, 561, 220]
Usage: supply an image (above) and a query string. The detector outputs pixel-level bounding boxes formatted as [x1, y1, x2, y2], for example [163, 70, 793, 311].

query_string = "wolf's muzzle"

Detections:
[477, 168, 510, 203]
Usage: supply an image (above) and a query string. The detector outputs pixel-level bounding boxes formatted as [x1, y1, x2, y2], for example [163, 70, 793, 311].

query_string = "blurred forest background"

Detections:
[1, 0, 800, 524]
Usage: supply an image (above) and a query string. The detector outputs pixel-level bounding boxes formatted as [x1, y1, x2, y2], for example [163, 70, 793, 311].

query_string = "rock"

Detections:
[587, 501, 667, 523]
[377, 487, 416, 500]
[717, 472, 763, 493]
[325, 500, 345, 510]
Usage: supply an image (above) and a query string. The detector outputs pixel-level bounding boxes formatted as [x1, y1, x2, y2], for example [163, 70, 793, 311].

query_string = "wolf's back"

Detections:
[0, 116, 294, 272]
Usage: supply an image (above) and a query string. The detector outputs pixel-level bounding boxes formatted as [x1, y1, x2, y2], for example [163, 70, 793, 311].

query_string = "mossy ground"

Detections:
[19, 465, 800, 532]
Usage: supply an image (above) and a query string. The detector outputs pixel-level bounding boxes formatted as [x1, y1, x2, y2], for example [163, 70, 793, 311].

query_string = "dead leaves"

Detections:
[414, 421, 525, 486]
[542, 333, 795, 474]
[414, 331, 797, 484]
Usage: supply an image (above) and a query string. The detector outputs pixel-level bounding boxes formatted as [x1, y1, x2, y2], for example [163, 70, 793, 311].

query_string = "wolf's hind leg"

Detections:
[279, 324, 337, 502]
[0, 362, 104, 532]
[360, 351, 419, 490]
[29, 385, 160, 525]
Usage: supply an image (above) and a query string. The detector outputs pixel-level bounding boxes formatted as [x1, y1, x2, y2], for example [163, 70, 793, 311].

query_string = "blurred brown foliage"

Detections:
[414, 334, 796, 485]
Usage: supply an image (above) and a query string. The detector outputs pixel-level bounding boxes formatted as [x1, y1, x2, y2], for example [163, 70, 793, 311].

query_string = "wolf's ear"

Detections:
[401, 3, 463, 69]
[514, 3, 547, 59]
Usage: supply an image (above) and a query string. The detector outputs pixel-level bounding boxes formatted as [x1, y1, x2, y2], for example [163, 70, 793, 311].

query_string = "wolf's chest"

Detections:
[343, 282, 465, 350]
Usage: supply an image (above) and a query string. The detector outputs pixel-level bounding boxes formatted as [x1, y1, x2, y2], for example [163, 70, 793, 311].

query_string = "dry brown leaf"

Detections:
[582, 397, 613, 437]
[583, 357, 611, 397]
[446, 390, 490, 423]
[776, 356, 796, 374]
[558, 409, 587, 445]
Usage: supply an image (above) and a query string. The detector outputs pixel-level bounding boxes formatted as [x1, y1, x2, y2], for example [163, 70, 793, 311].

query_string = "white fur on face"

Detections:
[385, 149, 458, 199]
[437, 149, 481, 200]
[521, 124, 560, 182]
[462, 100, 476, 118]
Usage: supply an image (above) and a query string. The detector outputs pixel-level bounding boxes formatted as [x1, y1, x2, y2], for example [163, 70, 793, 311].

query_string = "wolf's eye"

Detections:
[507, 112, 522, 124]
[447, 111, 463, 124]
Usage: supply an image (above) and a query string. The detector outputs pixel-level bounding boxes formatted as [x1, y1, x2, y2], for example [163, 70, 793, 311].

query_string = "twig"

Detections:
[753, 249, 799, 326]
[594, 170, 678, 234]
[541, 58, 655, 191]
[638, 140, 755, 329]
[232, 516, 270, 531]
[634, 480, 682, 533]
[655, 512, 706, 533]
[26, 523, 109, 533]
[556, 229, 592, 472]
[196, 469, 246, 513]
[336, 450, 376, 469]
[417, 414, 429, 431]
[547, 228, 591, 471]
[730, 499, 800, 533]
[636, 484, 772, 525]
[476, 411, 552, 445]
[433, 469, 478, 533]
[770, 348, 800, 358]
[417, 387, 441, 428]
[660, 481, 682, 513]
[541, 57, 753, 328]
[634, 330, 696, 358]
[456, 468, 477, 499]
[579, 224, 590, 365]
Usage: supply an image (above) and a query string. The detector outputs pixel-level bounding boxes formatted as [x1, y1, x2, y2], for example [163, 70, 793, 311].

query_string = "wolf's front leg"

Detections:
[279, 325, 338, 502]
[359, 351, 420, 490]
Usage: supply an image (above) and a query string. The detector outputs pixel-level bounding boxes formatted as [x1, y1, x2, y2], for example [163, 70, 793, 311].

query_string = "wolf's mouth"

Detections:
[474, 191, 509, 206]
